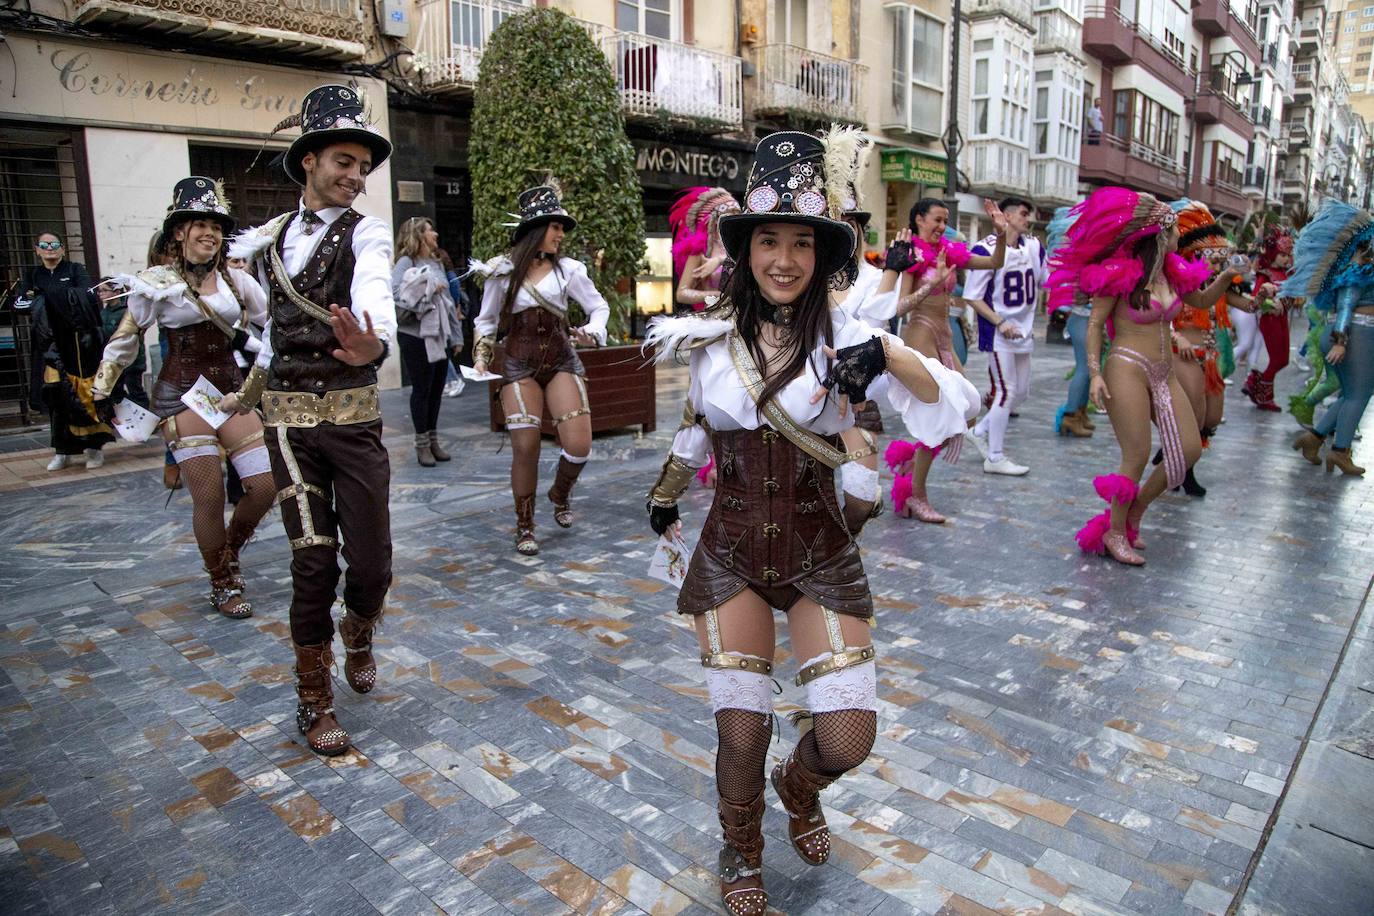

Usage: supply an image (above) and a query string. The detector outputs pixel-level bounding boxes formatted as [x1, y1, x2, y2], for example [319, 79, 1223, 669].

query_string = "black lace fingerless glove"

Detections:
[647, 502, 680, 536]
[822, 337, 888, 403]
[884, 239, 918, 274]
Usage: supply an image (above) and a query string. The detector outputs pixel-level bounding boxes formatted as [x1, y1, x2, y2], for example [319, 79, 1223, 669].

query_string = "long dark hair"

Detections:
[721, 231, 834, 414]
[1128, 233, 1162, 312]
[502, 224, 564, 317]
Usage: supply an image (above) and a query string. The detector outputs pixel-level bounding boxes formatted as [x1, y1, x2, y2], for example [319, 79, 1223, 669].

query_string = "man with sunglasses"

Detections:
[21, 232, 112, 470]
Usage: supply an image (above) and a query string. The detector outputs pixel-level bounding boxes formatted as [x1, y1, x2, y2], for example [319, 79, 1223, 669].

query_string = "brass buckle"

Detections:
[763, 523, 780, 538]
[762, 567, 779, 583]
[763, 477, 779, 494]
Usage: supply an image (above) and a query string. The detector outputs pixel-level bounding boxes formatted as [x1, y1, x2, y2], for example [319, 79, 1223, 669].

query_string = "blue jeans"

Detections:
[1065, 312, 1091, 412]
[948, 314, 968, 365]
[1316, 323, 1374, 449]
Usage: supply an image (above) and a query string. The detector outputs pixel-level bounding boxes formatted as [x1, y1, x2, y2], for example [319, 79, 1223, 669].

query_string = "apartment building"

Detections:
[1284, 0, 1337, 209]
[1080, 0, 1261, 222]
[1317, 0, 1374, 205]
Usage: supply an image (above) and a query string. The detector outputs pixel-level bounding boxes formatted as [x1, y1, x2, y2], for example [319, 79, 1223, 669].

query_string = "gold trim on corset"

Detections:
[261, 385, 380, 427]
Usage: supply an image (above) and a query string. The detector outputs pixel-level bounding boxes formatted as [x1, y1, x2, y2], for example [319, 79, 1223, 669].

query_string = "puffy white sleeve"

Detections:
[837, 320, 980, 447]
[671, 354, 711, 467]
[350, 216, 398, 343]
[474, 273, 506, 341]
[565, 259, 610, 346]
[97, 292, 156, 381]
[857, 287, 897, 325]
[255, 319, 274, 369]
[229, 268, 269, 330]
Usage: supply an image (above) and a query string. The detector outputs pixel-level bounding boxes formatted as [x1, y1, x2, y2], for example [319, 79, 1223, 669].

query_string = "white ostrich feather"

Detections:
[822, 126, 865, 220]
[642, 313, 734, 364]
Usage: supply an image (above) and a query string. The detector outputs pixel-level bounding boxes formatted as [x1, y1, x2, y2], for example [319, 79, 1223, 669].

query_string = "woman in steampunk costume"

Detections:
[92, 177, 273, 619]
[470, 181, 610, 555]
[222, 84, 397, 757]
[643, 128, 978, 916]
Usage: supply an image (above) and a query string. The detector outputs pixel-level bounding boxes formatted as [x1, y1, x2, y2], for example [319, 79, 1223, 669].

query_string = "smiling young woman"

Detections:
[91, 177, 273, 618]
[643, 128, 980, 916]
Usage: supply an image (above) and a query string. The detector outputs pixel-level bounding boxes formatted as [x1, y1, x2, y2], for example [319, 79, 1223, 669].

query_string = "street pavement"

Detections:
[0, 331, 1370, 916]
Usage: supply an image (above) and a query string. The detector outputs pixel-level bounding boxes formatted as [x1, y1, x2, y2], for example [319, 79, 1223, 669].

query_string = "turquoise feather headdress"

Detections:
[1045, 206, 1075, 258]
[1283, 200, 1374, 311]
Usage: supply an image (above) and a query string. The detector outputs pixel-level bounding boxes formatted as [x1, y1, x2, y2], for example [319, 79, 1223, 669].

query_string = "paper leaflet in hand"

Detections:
[112, 399, 160, 442]
[180, 375, 232, 429]
[648, 530, 691, 589]
[460, 365, 503, 382]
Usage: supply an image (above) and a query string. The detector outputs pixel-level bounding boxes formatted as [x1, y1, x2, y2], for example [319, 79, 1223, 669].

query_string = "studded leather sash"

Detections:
[728, 333, 853, 470]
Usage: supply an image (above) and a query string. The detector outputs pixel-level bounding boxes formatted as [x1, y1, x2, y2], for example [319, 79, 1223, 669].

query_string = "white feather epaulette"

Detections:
[464, 255, 513, 280]
[227, 213, 291, 261]
[642, 313, 734, 364]
[120, 266, 186, 302]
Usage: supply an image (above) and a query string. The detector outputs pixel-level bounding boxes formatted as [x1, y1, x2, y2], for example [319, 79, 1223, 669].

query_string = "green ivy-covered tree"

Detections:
[470, 8, 645, 341]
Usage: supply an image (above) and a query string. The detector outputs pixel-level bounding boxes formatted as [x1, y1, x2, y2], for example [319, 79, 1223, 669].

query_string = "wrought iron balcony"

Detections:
[755, 44, 868, 125]
[73, 0, 367, 61]
[601, 33, 743, 132]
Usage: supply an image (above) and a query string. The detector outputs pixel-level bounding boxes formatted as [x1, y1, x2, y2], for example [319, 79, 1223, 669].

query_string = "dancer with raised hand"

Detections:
[1286, 200, 1374, 476]
[470, 180, 609, 555]
[885, 197, 1011, 522]
[964, 195, 1047, 476]
[221, 85, 397, 756]
[92, 177, 273, 619]
[671, 186, 739, 311]
[1047, 188, 1213, 566]
[643, 128, 977, 916]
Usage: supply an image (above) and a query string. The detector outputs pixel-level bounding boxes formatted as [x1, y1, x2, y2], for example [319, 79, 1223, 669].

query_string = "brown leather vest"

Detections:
[264, 209, 377, 393]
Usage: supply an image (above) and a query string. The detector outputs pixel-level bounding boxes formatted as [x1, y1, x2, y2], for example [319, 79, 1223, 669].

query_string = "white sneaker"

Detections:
[967, 429, 990, 459]
[443, 378, 466, 398]
[983, 456, 1029, 476]
[85, 448, 104, 469]
[46, 454, 71, 471]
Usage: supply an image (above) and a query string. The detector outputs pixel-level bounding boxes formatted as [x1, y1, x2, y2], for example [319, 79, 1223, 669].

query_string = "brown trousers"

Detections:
[264, 419, 392, 646]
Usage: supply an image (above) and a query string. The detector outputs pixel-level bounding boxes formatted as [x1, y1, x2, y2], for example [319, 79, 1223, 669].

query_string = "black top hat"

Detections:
[718, 131, 856, 281]
[283, 84, 392, 185]
[509, 184, 577, 244]
[161, 176, 235, 237]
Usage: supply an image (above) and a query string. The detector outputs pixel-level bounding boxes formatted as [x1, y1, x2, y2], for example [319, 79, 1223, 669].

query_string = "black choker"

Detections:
[183, 260, 215, 284]
[761, 300, 796, 327]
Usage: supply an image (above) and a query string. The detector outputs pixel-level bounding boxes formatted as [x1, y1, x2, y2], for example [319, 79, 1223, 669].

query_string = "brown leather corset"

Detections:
[678, 427, 872, 617]
[500, 307, 583, 382]
[153, 322, 242, 413]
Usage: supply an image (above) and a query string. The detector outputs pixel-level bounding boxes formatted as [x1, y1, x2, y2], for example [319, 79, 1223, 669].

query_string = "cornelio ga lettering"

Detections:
[52, 51, 218, 105]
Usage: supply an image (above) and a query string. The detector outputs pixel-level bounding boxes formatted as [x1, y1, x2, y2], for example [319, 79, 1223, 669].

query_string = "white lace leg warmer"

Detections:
[706, 656, 775, 714]
[799, 650, 877, 713]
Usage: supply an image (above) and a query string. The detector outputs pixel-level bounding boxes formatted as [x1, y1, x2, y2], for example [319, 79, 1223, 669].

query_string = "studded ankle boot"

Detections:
[514, 494, 538, 555]
[205, 549, 251, 619]
[337, 607, 381, 694]
[771, 745, 835, 866]
[292, 642, 349, 756]
[546, 456, 585, 529]
[717, 792, 767, 916]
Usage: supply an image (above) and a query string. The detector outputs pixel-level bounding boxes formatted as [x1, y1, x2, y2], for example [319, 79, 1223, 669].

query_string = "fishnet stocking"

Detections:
[180, 455, 228, 569]
[227, 470, 275, 546]
[714, 709, 773, 803]
[796, 709, 877, 778]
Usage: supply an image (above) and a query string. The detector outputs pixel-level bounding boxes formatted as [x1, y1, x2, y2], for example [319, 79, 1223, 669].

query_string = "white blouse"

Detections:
[836, 262, 896, 329]
[102, 266, 267, 373]
[473, 256, 610, 346]
[663, 309, 979, 466]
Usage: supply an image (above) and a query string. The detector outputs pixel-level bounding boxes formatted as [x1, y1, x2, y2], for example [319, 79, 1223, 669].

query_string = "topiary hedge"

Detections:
[470, 8, 645, 341]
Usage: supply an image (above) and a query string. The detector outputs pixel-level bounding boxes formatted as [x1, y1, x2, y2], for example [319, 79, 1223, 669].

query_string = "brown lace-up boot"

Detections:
[717, 792, 767, 916]
[546, 456, 585, 529]
[337, 607, 381, 694]
[205, 550, 252, 619]
[514, 494, 538, 555]
[293, 642, 350, 756]
[770, 745, 835, 865]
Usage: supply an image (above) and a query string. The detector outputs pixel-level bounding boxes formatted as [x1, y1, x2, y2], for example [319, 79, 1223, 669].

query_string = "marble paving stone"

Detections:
[1, 345, 1370, 915]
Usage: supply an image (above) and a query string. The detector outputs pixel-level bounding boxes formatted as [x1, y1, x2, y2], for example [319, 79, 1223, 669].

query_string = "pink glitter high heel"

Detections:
[1103, 530, 1145, 566]
[900, 496, 947, 524]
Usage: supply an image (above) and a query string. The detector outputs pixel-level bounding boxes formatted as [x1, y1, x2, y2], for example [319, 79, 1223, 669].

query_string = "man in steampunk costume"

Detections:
[224, 85, 397, 756]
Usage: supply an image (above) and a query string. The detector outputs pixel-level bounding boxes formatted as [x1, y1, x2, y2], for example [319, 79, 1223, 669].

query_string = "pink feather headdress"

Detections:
[669, 186, 740, 277]
[1045, 187, 1183, 310]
